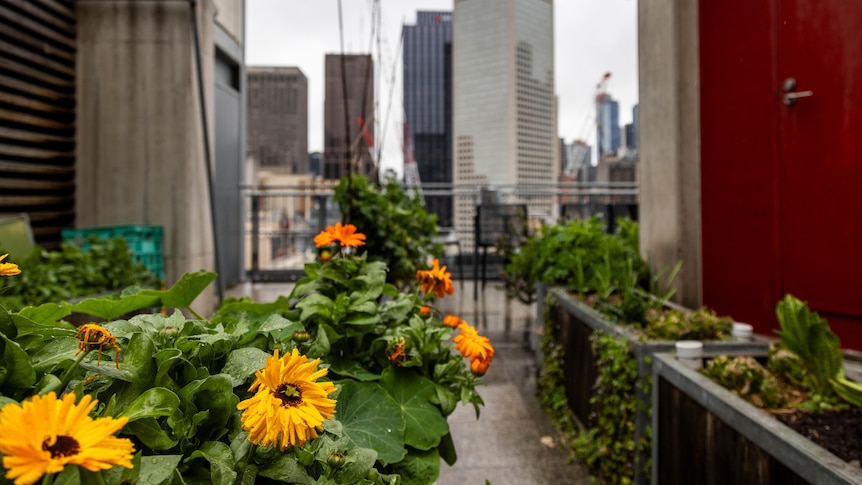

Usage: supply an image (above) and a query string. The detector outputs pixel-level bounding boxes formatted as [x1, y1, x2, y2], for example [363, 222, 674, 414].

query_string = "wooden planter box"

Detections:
[652, 353, 862, 484]
[546, 287, 771, 484]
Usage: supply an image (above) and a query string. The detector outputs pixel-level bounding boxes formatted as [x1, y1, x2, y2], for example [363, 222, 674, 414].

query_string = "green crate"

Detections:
[62, 225, 164, 280]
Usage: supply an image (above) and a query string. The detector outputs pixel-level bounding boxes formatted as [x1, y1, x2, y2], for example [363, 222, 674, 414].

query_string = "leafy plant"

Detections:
[701, 355, 792, 409]
[774, 294, 843, 397]
[573, 332, 639, 485]
[334, 174, 442, 288]
[643, 307, 734, 341]
[503, 217, 644, 304]
[0, 223, 488, 484]
[0, 238, 161, 311]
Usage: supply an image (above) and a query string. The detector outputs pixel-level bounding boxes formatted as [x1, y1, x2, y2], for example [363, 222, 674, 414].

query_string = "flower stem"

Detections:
[187, 306, 204, 320]
[56, 351, 89, 393]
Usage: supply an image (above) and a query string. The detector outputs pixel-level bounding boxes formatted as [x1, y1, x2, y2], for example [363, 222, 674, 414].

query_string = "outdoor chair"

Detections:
[473, 204, 528, 300]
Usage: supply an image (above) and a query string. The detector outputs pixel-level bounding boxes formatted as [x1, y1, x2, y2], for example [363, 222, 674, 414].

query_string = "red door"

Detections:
[778, 0, 862, 336]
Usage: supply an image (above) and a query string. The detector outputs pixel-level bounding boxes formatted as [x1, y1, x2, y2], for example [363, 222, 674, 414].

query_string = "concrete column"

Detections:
[76, 0, 217, 313]
[637, 0, 702, 308]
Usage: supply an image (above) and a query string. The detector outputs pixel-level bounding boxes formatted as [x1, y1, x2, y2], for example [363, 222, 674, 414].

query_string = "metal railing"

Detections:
[240, 181, 638, 282]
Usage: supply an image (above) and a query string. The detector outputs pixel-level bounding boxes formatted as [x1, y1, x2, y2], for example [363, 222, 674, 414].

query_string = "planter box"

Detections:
[546, 287, 771, 484]
[652, 352, 862, 484]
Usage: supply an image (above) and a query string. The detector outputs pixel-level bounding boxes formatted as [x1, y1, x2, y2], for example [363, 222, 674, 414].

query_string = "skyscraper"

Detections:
[247, 67, 308, 174]
[452, 0, 556, 240]
[596, 94, 621, 157]
[403, 11, 453, 227]
[323, 54, 375, 181]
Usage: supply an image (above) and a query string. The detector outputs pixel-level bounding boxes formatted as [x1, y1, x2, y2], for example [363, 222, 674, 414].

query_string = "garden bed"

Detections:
[546, 287, 771, 484]
[652, 352, 862, 484]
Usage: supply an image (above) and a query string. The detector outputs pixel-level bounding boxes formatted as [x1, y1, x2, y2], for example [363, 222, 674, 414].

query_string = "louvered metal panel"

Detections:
[0, 0, 75, 251]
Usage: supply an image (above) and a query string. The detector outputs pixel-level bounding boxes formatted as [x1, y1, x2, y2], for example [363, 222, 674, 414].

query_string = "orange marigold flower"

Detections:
[0, 254, 21, 277]
[419, 306, 431, 317]
[416, 259, 454, 299]
[314, 223, 366, 248]
[453, 322, 495, 362]
[442, 314, 462, 328]
[470, 356, 492, 376]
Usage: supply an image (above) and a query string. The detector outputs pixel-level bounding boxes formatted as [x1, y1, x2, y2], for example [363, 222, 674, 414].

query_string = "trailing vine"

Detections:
[573, 332, 639, 485]
[536, 295, 580, 462]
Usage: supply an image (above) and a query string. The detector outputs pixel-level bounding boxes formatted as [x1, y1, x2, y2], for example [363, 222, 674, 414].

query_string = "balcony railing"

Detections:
[240, 181, 638, 282]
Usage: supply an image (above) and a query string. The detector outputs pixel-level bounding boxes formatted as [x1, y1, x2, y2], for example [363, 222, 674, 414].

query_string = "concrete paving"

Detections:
[225, 278, 590, 485]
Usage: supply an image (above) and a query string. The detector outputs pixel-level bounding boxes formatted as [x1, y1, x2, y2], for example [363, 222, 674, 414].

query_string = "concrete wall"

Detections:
[76, 0, 217, 313]
[637, 0, 702, 308]
[214, 0, 243, 43]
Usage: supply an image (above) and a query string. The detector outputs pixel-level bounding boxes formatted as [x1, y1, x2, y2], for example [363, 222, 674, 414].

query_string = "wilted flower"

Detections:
[74, 324, 121, 369]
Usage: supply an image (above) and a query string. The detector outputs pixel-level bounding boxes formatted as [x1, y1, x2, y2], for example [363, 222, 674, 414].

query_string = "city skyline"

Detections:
[246, 0, 638, 176]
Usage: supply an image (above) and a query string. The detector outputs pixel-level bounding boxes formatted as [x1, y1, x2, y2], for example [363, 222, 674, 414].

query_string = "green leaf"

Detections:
[214, 296, 292, 319]
[379, 367, 449, 451]
[125, 418, 180, 450]
[184, 441, 237, 485]
[336, 380, 406, 465]
[121, 387, 181, 422]
[69, 293, 161, 320]
[138, 454, 183, 485]
[307, 323, 339, 359]
[775, 294, 843, 395]
[178, 374, 239, 441]
[160, 271, 218, 309]
[327, 357, 381, 381]
[53, 464, 81, 485]
[0, 333, 36, 389]
[257, 455, 311, 484]
[391, 447, 440, 485]
[335, 447, 378, 484]
[18, 302, 71, 325]
[29, 336, 78, 373]
[8, 313, 75, 339]
[438, 432, 458, 466]
[221, 347, 270, 387]
[103, 452, 141, 484]
[343, 314, 381, 326]
[297, 294, 335, 321]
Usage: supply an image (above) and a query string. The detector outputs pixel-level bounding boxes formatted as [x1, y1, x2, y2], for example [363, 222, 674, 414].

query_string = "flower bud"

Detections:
[327, 451, 346, 468]
[292, 330, 311, 343]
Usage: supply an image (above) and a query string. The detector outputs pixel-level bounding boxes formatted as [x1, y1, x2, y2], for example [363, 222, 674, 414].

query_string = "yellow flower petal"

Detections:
[237, 349, 337, 450]
[0, 392, 135, 485]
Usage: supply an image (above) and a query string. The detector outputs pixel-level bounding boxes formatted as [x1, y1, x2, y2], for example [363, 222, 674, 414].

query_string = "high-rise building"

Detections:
[562, 139, 591, 178]
[452, 0, 556, 241]
[631, 103, 639, 151]
[403, 11, 453, 227]
[247, 67, 308, 174]
[596, 94, 620, 156]
[323, 54, 375, 181]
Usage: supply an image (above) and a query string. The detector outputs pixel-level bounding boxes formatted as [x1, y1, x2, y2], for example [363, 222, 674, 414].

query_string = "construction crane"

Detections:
[566, 72, 612, 176]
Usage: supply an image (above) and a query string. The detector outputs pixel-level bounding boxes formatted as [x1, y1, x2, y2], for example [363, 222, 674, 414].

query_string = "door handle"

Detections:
[782, 77, 814, 106]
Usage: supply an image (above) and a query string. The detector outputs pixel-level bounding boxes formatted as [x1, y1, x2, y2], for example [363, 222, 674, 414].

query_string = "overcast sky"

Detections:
[245, 0, 638, 175]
